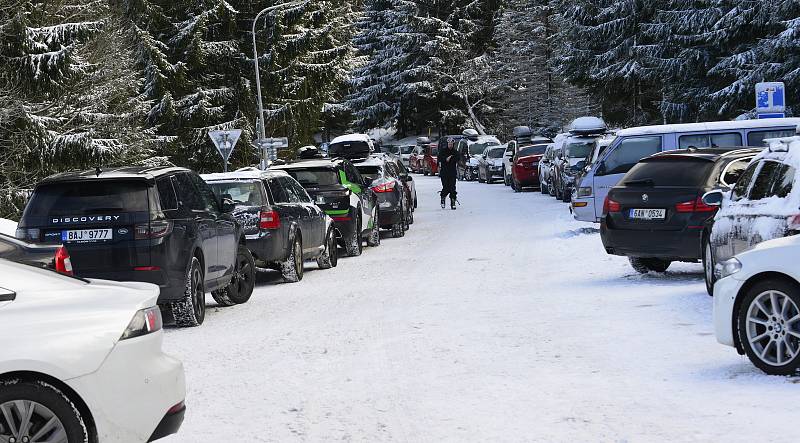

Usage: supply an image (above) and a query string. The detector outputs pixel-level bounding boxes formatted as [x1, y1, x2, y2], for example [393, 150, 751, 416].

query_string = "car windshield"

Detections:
[401, 145, 415, 154]
[487, 148, 505, 159]
[208, 182, 264, 206]
[565, 141, 595, 158]
[355, 165, 381, 181]
[622, 160, 715, 187]
[24, 181, 149, 216]
[518, 145, 548, 157]
[284, 168, 340, 187]
[469, 144, 485, 155]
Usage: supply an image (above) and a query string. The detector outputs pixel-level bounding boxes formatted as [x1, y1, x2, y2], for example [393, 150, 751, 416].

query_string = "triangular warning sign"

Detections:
[208, 129, 242, 162]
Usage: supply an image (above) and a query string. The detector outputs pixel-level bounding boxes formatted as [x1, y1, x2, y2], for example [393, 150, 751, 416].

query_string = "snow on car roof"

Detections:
[331, 133, 372, 144]
[616, 118, 800, 137]
[201, 168, 288, 182]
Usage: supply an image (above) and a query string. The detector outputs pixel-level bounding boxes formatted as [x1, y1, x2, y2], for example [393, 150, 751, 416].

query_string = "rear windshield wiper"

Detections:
[625, 178, 655, 187]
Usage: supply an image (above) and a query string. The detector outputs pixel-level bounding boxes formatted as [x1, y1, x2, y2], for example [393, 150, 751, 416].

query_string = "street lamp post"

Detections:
[251, 1, 307, 168]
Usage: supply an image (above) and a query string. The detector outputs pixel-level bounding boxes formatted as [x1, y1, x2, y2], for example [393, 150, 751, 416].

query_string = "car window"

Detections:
[279, 177, 302, 203]
[289, 178, 312, 203]
[621, 160, 715, 187]
[345, 162, 364, 185]
[719, 158, 752, 188]
[285, 168, 339, 186]
[601, 136, 662, 176]
[25, 181, 150, 216]
[173, 174, 205, 211]
[771, 163, 795, 199]
[487, 148, 505, 159]
[395, 161, 408, 175]
[678, 133, 742, 149]
[156, 177, 178, 211]
[505, 142, 515, 154]
[385, 162, 399, 177]
[268, 178, 290, 203]
[748, 161, 782, 201]
[747, 129, 797, 147]
[208, 181, 265, 206]
[189, 173, 220, 212]
[731, 161, 759, 201]
[565, 141, 595, 159]
[518, 145, 548, 157]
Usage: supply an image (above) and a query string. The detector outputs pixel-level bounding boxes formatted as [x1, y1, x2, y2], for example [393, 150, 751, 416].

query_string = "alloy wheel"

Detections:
[233, 253, 252, 296]
[745, 290, 800, 367]
[294, 238, 303, 278]
[0, 400, 67, 443]
[704, 242, 714, 291]
[192, 266, 204, 320]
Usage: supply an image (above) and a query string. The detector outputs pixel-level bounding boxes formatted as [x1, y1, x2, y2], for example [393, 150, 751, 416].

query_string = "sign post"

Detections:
[208, 130, 243, 172]
[253, 137, 289, 169]
[755, 82, 786, 119]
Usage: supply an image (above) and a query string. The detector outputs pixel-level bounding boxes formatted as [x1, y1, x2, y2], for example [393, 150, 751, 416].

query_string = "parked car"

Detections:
[510, 143, 549, 191]
[0, 232, 72, 274]
[503, 126, 552, 186]
[703, 134, 800, 294]
[571, 118, 800, 223]
[477, 145, 506, 183]
[203, 169, 337, 284]
[570, 136, 615, 213]
[456, 132, 500, 181]
[410, 144, 426, 173]
[600, 148, 760, 276]
[712, 235, 800, 375]
[539, 134, 568, 195]
[328, 133, 374, 159]
[274, 158, 380, 256]
[422, 143, 440, 176]
[0, 258, 186, 442]
[15, 167, 254, 327]
[399, 144, 416, 167]
[551, 117, 609, 202]
[382, 154, 418, 216]
[355, 157, 411, 237]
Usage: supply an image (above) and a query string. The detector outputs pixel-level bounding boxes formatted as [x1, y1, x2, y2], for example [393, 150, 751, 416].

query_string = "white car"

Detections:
[713, 235, 800, 375]
[0, 259, 186, 442]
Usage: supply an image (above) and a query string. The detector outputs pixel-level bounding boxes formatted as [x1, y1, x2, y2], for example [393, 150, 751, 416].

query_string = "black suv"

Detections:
[274, 159, 380, 257]
[354, 156, 411, 237]
[203, 168, 337, 283]
[600, 148, 759, 277]
[16, 166, 255, 327]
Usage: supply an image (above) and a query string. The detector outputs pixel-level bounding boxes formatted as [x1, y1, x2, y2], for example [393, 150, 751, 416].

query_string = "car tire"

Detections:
[317, 228, 338, 269]
[737, 278, 800, 375]
[407, 206, 414, 225]
[486, 174, 493, 184]
[0, 379, 90, 443]
[345, 213, 363, 257]
[367, 211, 381, 247]
[628, 257, 671, 273]
[172, 256, 205, 327]
[562, 187, 571, 203]
[281, 234, 304, 282]
[211, 245, 255, 306]
[478, 171, 485, 183]
[504, 169, 510, 186]
[512, 180, 520, 193]
[414, 192, 418, 209]
[703, 236, 716, 296]
[540, 181, 547, 194]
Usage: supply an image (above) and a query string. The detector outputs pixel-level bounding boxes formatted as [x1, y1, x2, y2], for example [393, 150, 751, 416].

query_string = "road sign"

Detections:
[208, 130, 242, 172]
[756, 82, 786, 118]
[253, 137, 288, 168]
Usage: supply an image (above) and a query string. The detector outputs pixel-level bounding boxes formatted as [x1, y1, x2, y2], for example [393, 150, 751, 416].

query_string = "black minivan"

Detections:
[601, 148, 759, 276]
[16, 166, 255, 326]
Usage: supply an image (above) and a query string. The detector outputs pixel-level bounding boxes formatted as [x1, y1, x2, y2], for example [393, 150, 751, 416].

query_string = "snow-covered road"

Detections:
[163, 175, 798, 442]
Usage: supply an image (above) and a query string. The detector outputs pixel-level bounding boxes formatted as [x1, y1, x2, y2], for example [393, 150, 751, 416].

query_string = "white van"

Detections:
[570, 118, 800, 223]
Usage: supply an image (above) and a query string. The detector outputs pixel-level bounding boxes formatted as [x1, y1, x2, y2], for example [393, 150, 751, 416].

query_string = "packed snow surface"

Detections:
[162, 176, 798, 442]
[0, 218, 17, 236]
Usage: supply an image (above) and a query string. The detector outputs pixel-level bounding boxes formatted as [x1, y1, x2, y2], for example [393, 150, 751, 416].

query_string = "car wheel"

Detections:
[504, 169, 510, 186]
[512, 180, 520, 193]
[478, 170, 485, 183]
[628, 257, 671, 273]
[703, 236, 716, 296]
[367, 211, 381, 247]
[737, 279, 800, 375]
[486, 174, 493, 184]
[414, 192, 418, 209]
[407, 207, 414, 225]
[540, 180, 547, 194]
[172, 256, 205, 327]
[0, 379, 90, 443]
[317, 228, 338, 269]
[281, 234, 304, 282]
[345, 214, 363, 257]
[562, 187, 571, 203]
[211, 245, 255, 306]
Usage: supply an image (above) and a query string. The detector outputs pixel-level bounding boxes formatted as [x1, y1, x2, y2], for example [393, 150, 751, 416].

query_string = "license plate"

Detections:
[62, 228, 113, 242]
[629, 208, 666, 220]
[315, 195, 325, 204]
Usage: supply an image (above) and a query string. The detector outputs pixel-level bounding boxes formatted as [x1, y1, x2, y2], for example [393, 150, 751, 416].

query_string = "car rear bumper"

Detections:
[570, 197, 598, 223]
[245, 230, 286, 264]
[713, 274, 743, 348]
[514, 169, 539, 185]
[378, 207, 403, 226]
[148, 403, 186, 441]
[600, 223, 703, 260]
[75, 269, 186, 303]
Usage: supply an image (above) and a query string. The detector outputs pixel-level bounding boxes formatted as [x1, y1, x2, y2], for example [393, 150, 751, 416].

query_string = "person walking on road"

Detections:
[438, 137, 461, 210]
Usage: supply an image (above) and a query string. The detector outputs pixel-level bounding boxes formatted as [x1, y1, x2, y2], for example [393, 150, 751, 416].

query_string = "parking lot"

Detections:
[160, 175, 798, 442]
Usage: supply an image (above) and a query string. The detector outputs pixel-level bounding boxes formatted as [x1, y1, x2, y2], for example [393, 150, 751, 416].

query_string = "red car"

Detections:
[409, 145, 425, 173]
[422, 144, 439, 176]
[511, 143, 549, 191]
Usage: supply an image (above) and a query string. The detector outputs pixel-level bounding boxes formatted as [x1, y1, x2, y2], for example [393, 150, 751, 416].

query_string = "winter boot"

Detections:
[440, 195, 446, 209]
[450, 197, 457, 210]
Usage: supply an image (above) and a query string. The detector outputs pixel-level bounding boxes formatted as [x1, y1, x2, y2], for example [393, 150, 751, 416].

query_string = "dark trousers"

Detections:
[440, 172, 457, 199]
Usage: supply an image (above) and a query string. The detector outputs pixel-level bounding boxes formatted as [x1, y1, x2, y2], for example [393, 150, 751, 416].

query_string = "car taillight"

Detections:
[371, 181, 396, 193]
[675, 197, 717, 213]
[135, 220, 173, 239]
[259, 210, 280, 229]
[120, 306, 162, 340]
[787, 214, 800, 231]
[54, 246, 73, 275]
[603, 196, 621, 213]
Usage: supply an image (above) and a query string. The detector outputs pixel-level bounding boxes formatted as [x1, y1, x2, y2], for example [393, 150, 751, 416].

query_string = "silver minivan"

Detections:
[571, 118, 800, 223]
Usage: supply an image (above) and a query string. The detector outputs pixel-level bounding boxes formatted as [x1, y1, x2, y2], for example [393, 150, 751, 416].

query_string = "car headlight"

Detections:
[577, 187, 592, 198]
[715, 258, 742, 279]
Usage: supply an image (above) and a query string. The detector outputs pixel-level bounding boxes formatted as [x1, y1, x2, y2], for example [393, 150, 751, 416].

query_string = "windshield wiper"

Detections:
[625, 178, 655, 187]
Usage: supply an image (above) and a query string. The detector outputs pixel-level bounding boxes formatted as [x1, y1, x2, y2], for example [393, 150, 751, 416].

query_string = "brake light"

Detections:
[54, 246, 73, 275]
[135, 220, 173, 239]
[787, 214, 800, 231]
[675, 197, 717, 213]
[259, 210, 280, 229]
[371, 181, 396, 193]
[603, 197, 621, 213]
[120, 306, 162, 340]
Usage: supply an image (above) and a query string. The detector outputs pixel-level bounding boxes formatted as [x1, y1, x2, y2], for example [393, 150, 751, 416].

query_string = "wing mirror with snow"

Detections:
[702, 190, 724, 207]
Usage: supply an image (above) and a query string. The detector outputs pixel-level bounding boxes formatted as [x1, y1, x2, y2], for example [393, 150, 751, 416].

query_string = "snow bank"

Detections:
[0, 219, 17, 237]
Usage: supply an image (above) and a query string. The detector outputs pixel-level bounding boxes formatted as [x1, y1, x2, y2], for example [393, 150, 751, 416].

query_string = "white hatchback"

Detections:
[713, 235, 800, 375]
[0, 259, 186, 442]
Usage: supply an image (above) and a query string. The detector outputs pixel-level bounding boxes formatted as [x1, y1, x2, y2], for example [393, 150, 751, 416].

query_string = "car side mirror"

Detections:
[702, 190, 724, 207]
[0, 287, 16, 302]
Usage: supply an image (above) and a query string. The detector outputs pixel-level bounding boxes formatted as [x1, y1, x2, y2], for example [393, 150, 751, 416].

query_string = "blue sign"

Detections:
[756, 82, 786, 118]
